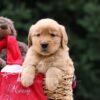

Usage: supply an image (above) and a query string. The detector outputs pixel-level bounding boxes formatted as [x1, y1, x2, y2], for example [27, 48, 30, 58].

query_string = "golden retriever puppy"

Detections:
[21, 18, 74, 99]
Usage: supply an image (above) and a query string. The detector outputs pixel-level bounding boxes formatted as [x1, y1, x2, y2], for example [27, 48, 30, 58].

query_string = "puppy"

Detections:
[21, 18, 74, 92]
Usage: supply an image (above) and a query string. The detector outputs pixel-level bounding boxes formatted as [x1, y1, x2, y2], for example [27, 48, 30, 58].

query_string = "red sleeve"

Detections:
[0, 38, 7, 51]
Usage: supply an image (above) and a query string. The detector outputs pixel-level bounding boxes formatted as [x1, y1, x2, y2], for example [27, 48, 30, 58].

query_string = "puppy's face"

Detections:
[29, 19, 68, 56]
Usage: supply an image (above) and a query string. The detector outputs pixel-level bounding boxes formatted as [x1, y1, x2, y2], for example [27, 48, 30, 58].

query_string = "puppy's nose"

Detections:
[41, 43, 48, 49]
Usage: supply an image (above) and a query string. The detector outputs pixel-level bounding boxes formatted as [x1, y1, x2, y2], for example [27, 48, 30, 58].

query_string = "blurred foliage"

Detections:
[0, 0, 100, 100]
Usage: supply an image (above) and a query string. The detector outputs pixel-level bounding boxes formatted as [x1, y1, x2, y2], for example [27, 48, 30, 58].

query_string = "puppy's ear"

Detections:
[59, 25, 68, 49]
[28, 25, 34, 47]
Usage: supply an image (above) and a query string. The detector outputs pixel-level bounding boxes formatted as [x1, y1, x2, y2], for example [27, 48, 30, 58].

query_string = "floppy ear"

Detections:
[59, 25, 68, 49]
[28, 25, 34, 47]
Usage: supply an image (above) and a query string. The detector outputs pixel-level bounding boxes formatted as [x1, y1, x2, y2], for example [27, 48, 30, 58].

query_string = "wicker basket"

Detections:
[43, 73, 73, 100]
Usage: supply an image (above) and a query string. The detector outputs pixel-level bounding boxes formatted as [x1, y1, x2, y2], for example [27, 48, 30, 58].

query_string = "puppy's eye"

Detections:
[36, 33, 40, 37]
[50, 33, 56, 37]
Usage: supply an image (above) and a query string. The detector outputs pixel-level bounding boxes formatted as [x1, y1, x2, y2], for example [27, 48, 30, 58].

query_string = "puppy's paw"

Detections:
[21, 73, 34, 87]
[45, 77, 59, 91]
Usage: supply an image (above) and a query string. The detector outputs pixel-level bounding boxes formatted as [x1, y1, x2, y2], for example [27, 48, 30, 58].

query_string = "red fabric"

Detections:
[0, 72, 47, 100]
[0, 36, 22, 65]
[6, 36, 22, 65]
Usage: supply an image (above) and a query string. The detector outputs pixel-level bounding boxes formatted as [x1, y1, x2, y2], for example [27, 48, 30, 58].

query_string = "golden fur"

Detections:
[21, 18, 74, 96]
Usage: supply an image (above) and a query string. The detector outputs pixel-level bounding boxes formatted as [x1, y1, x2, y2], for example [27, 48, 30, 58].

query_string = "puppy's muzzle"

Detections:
[41, 43, 48, 49]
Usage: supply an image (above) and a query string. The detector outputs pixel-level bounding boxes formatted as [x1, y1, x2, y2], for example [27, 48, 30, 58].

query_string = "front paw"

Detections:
[21, 73, 34, 87]
[45, 77, 59, 91]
